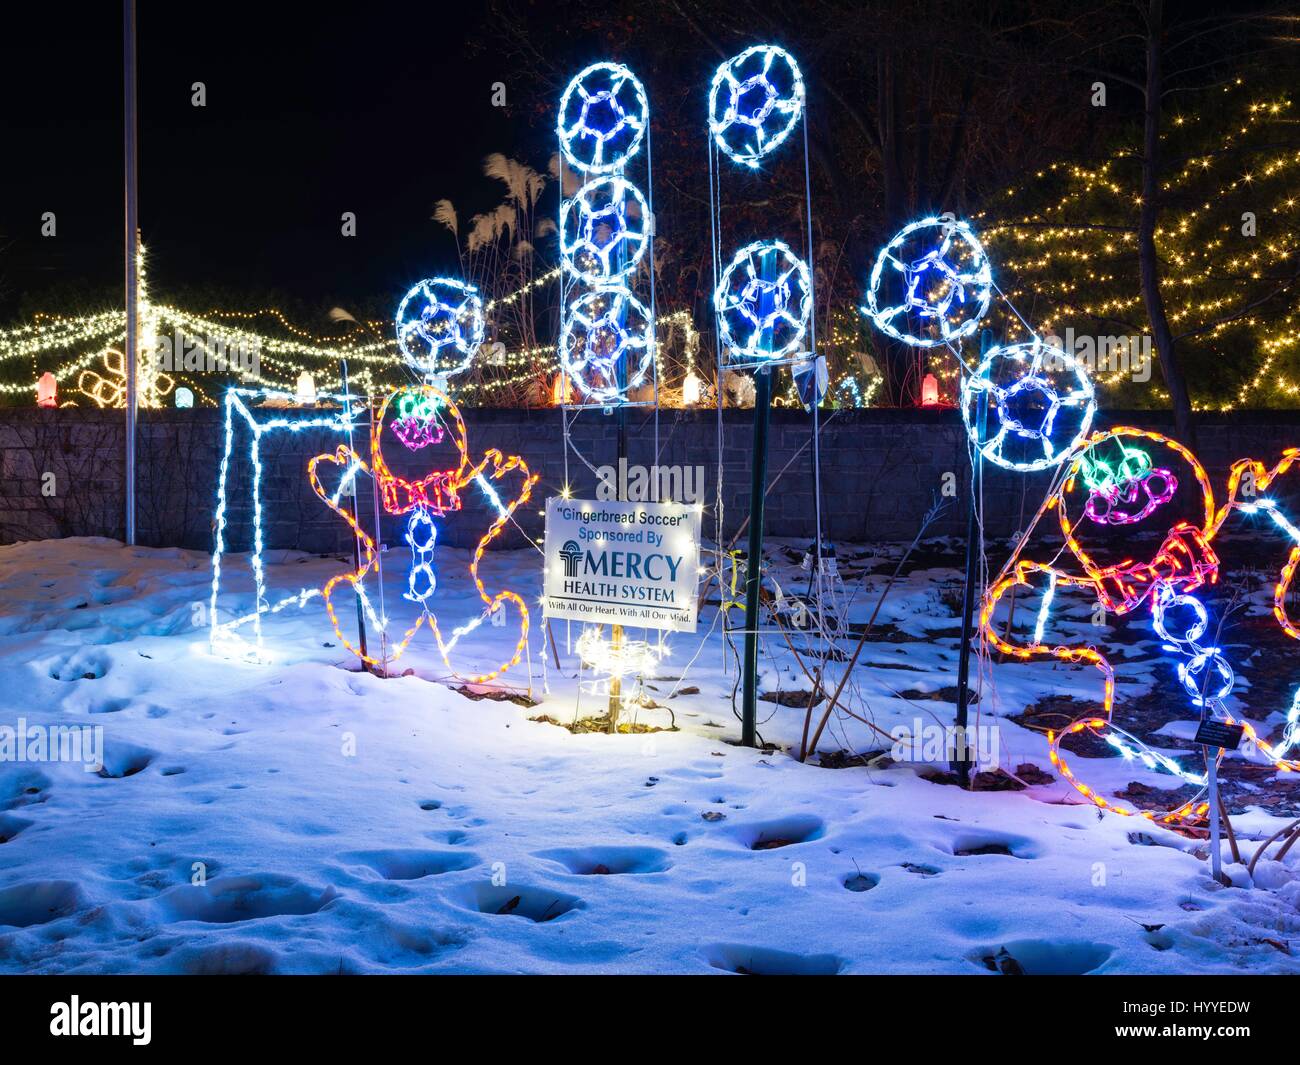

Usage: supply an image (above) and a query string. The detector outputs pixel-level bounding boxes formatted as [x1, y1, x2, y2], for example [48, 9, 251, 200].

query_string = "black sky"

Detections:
[1, 2, 554, 318]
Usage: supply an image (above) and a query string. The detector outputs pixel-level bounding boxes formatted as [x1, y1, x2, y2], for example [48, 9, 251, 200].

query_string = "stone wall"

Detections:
[3, 405, 1300, 554]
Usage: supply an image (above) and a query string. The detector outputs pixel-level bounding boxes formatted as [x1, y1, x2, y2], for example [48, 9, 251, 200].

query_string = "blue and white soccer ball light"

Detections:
[959, 336, 1096, 472]
[864, 216, 993, 348]
[709, 45, 805, 167]
[559, 175, 651, 285]
[557, 62, 649, 175]
[394, 277, 485, 381]
[714, 239, 812, 364]
[558, 286, 655, 404]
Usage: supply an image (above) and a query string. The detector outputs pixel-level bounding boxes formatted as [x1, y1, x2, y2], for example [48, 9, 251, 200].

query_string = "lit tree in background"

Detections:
[980, 86, 1299, 421]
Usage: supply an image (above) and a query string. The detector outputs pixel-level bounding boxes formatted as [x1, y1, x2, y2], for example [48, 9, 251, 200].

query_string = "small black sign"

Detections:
[1194, 720, 1245, 751]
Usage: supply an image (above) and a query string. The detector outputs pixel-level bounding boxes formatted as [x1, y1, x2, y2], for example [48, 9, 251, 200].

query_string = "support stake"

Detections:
[740, 367, 774, 747]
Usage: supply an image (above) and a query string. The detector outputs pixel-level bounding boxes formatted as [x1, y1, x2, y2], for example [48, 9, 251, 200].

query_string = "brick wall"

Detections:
[4, 405, 1300, 554]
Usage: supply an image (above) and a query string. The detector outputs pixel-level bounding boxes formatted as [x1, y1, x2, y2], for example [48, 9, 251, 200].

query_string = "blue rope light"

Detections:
[557, 62, 649, 175]
[708, 45, 805, 168]
[394, 277, 484, 381]
[863, 216, 993, 348]
[960, 337, 1096, 472]
[714, 239, 812, 363]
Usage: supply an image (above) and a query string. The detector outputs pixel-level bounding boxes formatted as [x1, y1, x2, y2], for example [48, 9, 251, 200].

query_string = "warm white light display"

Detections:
[708, 45, 805, 167]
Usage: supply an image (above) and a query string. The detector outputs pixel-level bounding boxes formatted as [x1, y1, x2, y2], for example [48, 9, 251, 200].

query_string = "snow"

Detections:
[1, 535, 1298, 974]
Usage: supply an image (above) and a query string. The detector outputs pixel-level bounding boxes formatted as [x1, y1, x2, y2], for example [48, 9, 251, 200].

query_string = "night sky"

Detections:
[1, 2, 561, 318]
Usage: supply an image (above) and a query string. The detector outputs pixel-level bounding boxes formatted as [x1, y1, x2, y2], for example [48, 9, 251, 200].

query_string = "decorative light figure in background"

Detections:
[920, 373, 940, 407]
[960, 336, 1096, 472]
[682, 370, 702, 405]
[36, 372, 57, 408]
[708, 45, 805, 168]
[551, 373, 573, 406]
[174, 386, 194, 409]
[558, 287, 655, 404]
[863, 216, 992, 347]
[395, 277, 485, 381]
[714, 239, 812, 363]
[559, 176, 651, 285]
[295, 371, 317, 406]
[557, 62, 649, 175]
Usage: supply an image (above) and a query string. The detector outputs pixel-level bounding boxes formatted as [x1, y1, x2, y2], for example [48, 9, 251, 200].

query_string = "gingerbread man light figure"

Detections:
[983, 428, 1300, 823]
[310, 383, 537, 683]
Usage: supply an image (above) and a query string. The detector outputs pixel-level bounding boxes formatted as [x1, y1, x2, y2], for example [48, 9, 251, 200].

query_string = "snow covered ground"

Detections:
[1, 535, 1299, 974]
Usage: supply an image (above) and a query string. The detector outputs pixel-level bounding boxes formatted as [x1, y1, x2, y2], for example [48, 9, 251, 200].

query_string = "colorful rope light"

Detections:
[394, 277, 484, 381]
[863, 216, 992, 348]
[983, 428, 1300, 822]
[708, 45, 805, 168]
[960, 336, 1096, 472]
[557, 62, 649, 175]
[559, 176, 650, 285]
[311, 383, 538, 683]
[714, 239, 812, 364]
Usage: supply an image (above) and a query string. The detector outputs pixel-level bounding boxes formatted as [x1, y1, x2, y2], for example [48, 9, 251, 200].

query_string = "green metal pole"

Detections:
[740, 367, 774, 747]
[954, 328, 994, 786]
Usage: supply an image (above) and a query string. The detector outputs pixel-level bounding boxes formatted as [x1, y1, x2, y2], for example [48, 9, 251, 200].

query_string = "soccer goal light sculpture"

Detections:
[864, 216, 993, 348]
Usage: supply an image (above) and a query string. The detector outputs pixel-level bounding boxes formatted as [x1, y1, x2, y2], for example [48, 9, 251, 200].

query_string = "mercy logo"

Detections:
[50, 997, 151, 1045]
[559, 539, 583, 577]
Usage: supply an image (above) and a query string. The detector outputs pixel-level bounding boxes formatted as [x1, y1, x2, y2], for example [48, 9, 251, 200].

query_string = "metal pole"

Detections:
[740, 367, 773, 748]
[340, 361, 368, 661]
[608, 403, 627, 733]
[954, 328, 994, 786]
[1207, 740, 1223, 882]
[123, 0, 139, 545]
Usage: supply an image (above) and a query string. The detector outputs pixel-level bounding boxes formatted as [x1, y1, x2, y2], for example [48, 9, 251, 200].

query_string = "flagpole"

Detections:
[123, 0, 139, 545]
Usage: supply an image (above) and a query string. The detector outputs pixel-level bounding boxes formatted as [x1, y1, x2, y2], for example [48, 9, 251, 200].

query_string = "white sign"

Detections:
[543, 497, 701, 633]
